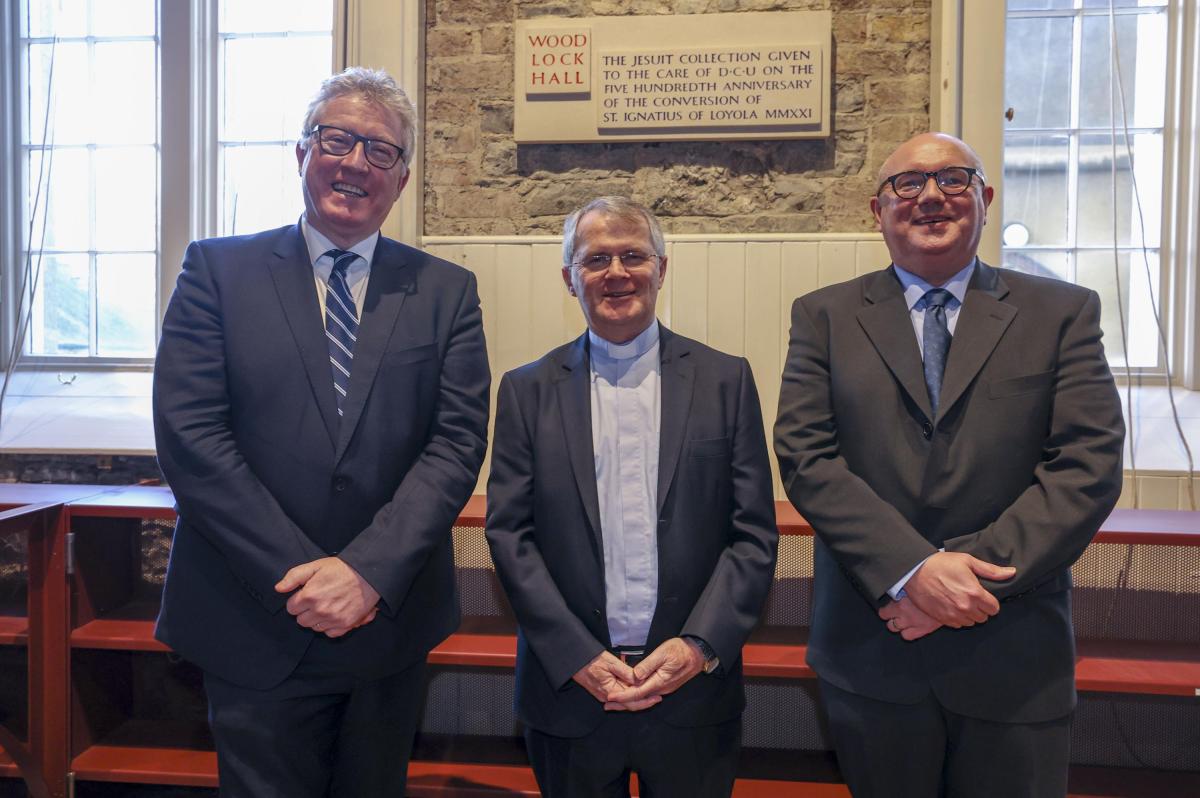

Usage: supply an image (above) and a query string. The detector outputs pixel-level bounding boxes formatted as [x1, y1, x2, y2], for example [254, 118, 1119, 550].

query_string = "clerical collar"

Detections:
[589, 321, 660, 361]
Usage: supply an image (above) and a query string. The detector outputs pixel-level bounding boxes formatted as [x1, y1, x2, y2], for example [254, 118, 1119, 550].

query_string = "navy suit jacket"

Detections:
[486, 326, 778, 737]
[774, 262, 1124, 723]
[153, 223, 489, 689]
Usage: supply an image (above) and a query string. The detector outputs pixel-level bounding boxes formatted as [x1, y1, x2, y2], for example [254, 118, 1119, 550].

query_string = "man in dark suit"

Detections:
[152, 67, 489, 797]
[775, 132, 1125, 798]
[486, 196, 778, 797]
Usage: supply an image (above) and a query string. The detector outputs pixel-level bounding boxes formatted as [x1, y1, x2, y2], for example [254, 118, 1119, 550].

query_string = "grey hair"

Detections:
[299, 67, 417, 167]
[562, 196, 667, 265]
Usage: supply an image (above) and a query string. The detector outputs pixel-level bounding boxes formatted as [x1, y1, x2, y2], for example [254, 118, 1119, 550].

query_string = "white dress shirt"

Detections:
[301, 216, 376, 320]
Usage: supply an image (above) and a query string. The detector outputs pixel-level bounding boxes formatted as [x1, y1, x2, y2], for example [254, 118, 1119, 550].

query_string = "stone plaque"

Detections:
[515, 11, 831, 143]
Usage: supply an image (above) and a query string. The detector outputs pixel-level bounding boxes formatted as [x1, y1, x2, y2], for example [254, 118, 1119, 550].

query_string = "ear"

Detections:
[561, 266, 576, 296]
[981, 184, 995, 216]
[870, 196, 883, 231]
[396, 166, 411, 197]
[295, 141, 307, 176]
[656, 256, 668, 288]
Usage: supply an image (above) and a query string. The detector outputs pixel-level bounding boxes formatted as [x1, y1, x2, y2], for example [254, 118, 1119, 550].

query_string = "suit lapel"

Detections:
[857, 268, 934, 420]
[938, 261, 1016, 419]
[555, 334, 603, 552]
[656, 326, 694, 515]
[267, 225, 339, 448]
[335, 237, 413, 462]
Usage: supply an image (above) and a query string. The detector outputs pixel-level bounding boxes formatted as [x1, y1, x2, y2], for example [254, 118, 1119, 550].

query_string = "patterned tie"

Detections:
[324, 249, 359, 417]
[921, 288, 954, 416]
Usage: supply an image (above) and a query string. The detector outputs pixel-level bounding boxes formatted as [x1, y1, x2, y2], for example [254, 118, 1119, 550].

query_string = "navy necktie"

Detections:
[324, 249, 359, 417]
[921, 288, 954, 416]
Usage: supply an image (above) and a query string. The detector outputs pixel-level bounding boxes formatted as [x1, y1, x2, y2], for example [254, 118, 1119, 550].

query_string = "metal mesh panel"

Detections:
[1072, 542, 1200, 642]
[1072, 693, 1200, 771]
[0, 530, 27, 613]
[452, 524, 515, 619]
[761, 533, 814, 629]
[742, 678, 829, 750]
[421, 667, 520, 737]
[140, 518, 175, 587]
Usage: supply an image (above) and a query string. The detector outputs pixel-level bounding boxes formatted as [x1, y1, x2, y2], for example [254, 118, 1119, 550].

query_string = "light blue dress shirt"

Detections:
[887, 259, 976, 598]
[301, 216, 376, 319]
[589, 321, 661, 648]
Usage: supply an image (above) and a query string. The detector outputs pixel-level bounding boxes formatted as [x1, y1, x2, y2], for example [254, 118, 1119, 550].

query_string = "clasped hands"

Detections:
[573, 637, 706, 712]
[275, 556, 380, 637]
[878, 551, 1016, 641]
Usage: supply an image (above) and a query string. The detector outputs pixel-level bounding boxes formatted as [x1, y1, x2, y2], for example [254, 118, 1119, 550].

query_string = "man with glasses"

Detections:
[774, 132, 1124, 797]
[486, 196, 778, 797]
[153, 67, 489, 796]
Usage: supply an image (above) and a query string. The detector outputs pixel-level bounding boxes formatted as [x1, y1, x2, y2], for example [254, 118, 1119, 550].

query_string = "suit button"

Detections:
[922, 422, 933, 440]
[333, 477, 348, 492]
[592, 609, 603, 618]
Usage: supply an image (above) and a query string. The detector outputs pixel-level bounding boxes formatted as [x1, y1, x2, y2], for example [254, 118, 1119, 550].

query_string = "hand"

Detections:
[603, 637, 705, 712]
[904, 551, 1016, 628]
[573, 651, 640, 705]
[275, 557, 381, 637]
[879, 597, 941, 641]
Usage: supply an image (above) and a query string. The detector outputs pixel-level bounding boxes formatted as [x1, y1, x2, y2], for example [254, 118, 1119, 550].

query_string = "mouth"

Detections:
[915, 215, 951, 226]
[603, 290, 635, 300]
[333, 182, 367, 198]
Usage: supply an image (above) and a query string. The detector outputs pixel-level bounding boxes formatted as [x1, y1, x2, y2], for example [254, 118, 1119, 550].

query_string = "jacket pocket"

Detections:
[988, 369, 1053, 399]
[688, 436, 730, 458]
[385, 340, 438, 365]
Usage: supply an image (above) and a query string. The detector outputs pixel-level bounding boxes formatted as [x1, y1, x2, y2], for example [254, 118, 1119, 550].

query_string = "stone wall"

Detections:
[424, 0, 931, 235]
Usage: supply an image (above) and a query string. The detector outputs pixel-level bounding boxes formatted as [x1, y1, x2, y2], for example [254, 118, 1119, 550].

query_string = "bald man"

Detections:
[774, 133, 1124, 797]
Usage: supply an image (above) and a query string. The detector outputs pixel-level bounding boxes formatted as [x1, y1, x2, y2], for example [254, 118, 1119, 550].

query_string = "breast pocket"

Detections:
[688, 436, 731, 458]
[988, 370, 1054, 399]
[385, 340, 438, 366]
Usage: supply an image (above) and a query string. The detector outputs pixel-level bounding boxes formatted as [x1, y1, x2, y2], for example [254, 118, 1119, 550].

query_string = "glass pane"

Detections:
[23, 0, 87, 38]
[1005, 16, 1073, 129]
[1076, 250, 1160, 368]
[27, 148, 91, 251]
[1008, 0, 1075, 9]
[1082, 0, 1167, 8]
[1002, 249, 1070, 283]
[221, 145, 304, 236]
[222, 36, 333, 142]
[27, 41, 91, 146]
[221, 0, 332, 34]
[91, 0, 156, 37]
[96, 254, 156, 356]
[30, 254, 90, 356]
[1003, 134, 1070, 247]
[1080, 12, 1167, 129]
[95, 146, 157, 251]
[1076, 132, 1162, 248]
[93, 41, 157, 144]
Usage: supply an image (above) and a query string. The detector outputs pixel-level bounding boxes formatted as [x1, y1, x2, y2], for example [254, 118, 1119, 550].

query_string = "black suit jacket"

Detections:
[153, 223, 490, 689]
[486, 325, 778, 737]
[774, 262, 1124, 723]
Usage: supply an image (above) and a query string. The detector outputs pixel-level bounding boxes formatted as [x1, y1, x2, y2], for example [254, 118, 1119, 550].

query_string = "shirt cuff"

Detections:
[887, 550, 942, 599]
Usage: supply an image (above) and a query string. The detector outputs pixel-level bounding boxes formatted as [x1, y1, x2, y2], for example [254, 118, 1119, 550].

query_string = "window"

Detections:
[1002, 0, 1171, 370]
[8, 0, 332, 362]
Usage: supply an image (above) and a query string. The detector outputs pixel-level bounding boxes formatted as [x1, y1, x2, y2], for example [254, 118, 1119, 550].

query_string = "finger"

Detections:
[878, 604, 900, 621]
[604, 696, 661, 712]
[968, 557, 1017, 581]
[275, 563, 318, 593]
[631, 650, 669, 682]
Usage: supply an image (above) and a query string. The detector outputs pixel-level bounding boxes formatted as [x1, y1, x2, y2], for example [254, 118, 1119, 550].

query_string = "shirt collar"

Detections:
[894, 258, 976, 311]
[589, 320, 660, 361]
[301, 215, 379, 271]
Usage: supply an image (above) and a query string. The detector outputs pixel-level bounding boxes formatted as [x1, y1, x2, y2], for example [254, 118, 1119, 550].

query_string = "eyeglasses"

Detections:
[877, 166, 981, 199]
[572, 251, 658, 272]
[309, 124, 405, 170]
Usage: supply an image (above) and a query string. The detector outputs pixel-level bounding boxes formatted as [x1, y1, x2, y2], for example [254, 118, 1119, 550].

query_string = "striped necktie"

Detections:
[921, 287, 954, 416]
[324, 249, 359, 417]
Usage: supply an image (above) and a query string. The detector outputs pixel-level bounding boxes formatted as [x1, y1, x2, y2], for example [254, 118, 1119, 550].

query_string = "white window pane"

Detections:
[221, 0, 332, 34]
[221, 145, 303, 236]
[222, 36, 332, 142]
[1002, 250, 1071, 283]
[93, 42, 157, 144]
[1076, 133, 1163, 249]
[30, 254, 90, 356]
[1076, 250, 1160, 368]
[1003, 134, 1070, 247]
[28, 148, 90, 251]
[24, 0, 88, 38]
[1005, 16, 1073, 129]
[1082, 0, 1167, 7]
[27, 42, 91, 146]
[95, 146, 157, 251]
[91, 0, 155, 37]
[1080, 13, 1167, 129]
[96, 253, 156, 356]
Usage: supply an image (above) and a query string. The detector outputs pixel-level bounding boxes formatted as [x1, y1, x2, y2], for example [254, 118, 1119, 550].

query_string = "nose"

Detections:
[916, 173, 948, 203]
[605, 254, 630, 278]
[340, 140, 370, 171]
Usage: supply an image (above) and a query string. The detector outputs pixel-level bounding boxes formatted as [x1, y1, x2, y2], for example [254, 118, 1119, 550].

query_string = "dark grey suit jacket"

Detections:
[486, 325, 778, 737]
[774, 262, 1124, 723]
[153, 223, 490, 689]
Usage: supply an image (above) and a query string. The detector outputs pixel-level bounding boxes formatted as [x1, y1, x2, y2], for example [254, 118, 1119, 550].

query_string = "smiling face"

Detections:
[562, 210, 667, 344]
[296, 93, 410, 248]
[870, 132, 995, 285]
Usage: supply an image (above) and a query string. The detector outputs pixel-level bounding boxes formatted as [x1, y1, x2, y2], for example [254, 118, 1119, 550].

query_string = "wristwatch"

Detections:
[685, 635, 721, 675]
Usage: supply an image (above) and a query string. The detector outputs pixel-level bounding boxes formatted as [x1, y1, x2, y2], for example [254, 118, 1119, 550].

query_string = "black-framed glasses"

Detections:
[877, 166, 981, 199]
[309, 124, 405, 170]
[573, 251, 658, 272]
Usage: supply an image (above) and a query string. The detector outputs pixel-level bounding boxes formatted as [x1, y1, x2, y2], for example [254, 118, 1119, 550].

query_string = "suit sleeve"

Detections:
[337, 271, 490, 612]
[485, 373, 607, 689]
[774, 297, 939, 605]
[942, 289, 1125, 599]
[153, 241, 326, 613]
[680, 359, 779, 667]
